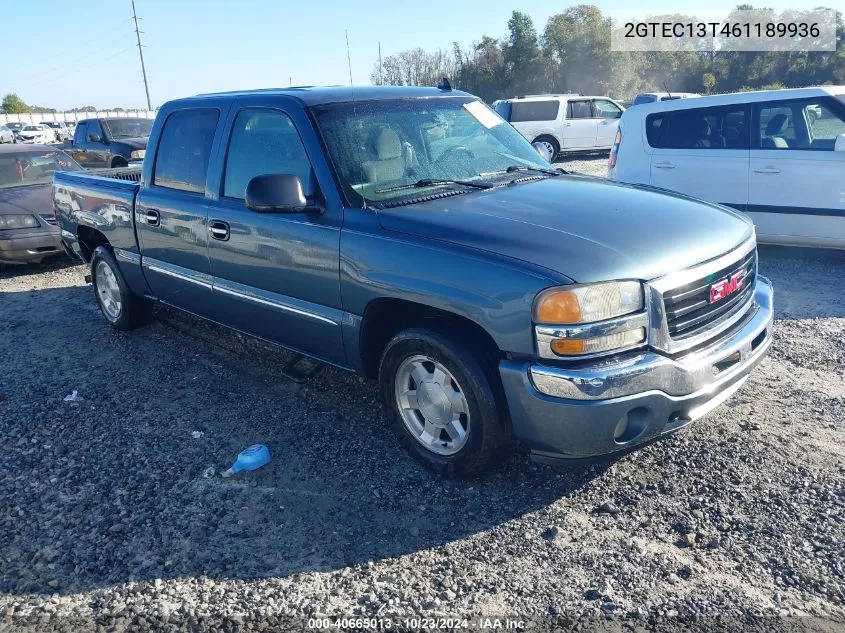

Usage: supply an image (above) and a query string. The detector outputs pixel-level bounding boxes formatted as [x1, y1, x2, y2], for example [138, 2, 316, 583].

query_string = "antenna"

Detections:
[131, 0, 152, 110]
[663, 81, 673, 99]
[345, 30, 368, 209]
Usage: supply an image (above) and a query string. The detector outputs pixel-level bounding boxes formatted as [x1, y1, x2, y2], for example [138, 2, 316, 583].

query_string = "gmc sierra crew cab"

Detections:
[53, 86, 774, 476]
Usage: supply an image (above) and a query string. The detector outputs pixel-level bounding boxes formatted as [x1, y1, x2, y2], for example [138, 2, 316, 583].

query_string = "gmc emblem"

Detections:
[709, 270, 746, 303]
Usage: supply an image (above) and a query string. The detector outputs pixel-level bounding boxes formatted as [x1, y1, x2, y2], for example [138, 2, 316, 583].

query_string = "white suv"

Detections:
[609, 86, 845, 249]
[493, 94, 625, 159]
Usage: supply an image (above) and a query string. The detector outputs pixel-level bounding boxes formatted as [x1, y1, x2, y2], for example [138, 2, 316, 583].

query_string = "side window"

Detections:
[805, 100, 845, 150]
[567, 101, 592, 119]
[646, 114, 664, 147]
[87, 120, 103, 141]
[223, 109, 314, 200]
[508, 100, 560, 122]
[653, 106, 748, 150]
[593, 100, 622, 119]
[153, 109, 219, 194]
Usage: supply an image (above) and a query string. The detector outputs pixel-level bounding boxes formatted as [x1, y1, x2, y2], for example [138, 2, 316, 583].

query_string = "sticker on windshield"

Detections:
[463, 101, 503, 129]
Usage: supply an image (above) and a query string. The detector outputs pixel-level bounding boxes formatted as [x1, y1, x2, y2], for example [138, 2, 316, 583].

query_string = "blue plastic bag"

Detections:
[222, 444, 271, 477]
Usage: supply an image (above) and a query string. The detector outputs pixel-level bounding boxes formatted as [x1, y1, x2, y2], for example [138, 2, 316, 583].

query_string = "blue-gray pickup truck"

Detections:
[53, 86, 774, 476]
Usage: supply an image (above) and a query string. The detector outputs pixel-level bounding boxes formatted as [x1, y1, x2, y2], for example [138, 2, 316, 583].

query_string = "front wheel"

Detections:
[90, 246, 151, 330]
[532, 135, 560, 162]
[379, 328, 506, 477]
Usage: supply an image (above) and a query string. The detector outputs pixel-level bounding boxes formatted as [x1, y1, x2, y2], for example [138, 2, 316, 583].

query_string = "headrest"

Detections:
[766, 114, 788, 136]
[374, 128, 402, 160]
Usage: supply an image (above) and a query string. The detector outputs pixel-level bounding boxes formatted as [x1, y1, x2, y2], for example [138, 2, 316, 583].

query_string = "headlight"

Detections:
[534, 281, 647, 358]
[130, 150, 146, 160]
[0, 214, 40, 230]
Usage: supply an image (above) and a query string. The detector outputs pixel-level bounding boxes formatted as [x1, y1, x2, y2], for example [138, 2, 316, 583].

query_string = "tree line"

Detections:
[371, 4, 845, 103]
[1, 93, 137, 115]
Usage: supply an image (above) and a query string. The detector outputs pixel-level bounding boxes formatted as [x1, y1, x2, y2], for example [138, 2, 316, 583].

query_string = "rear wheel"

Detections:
[532, 135, 560, 161]
[90, 246, 151, 330]
[379, 328, 505, 477]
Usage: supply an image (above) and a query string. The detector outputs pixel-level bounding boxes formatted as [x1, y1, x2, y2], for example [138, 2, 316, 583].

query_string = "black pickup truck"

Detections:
[65, 117, 153, 169]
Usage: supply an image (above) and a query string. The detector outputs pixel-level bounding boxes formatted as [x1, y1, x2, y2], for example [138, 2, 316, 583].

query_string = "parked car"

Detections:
[44, 121, 72, 141]
[0, 146, 81, 264]
[67, 117, 152, 168]
[54, 86, 772, 476]
[631, 92, 700, 106]
[492, 94, 625, 158]
[609, 85, 845, 249]
[19, 124, 57, 144]
[4, 122, 24, 135]
[0, 124, 14, 144]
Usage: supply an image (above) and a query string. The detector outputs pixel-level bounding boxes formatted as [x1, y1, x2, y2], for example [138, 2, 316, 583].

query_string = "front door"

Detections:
[136, 107, 222, 314]
[593, 99, 623, 148]
[205, 104, 345, 363]
[83, 120, 111, 167]
[562, 100, 599, 149]
[748, 97, 845, 247]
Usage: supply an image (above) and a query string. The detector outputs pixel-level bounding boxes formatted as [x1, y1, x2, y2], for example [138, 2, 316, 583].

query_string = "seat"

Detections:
[762, 114, 789, 149]
[361, 128, 406, 184]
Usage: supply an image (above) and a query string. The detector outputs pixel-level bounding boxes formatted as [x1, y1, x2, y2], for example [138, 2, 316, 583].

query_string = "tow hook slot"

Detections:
[713, 350, 742, 375]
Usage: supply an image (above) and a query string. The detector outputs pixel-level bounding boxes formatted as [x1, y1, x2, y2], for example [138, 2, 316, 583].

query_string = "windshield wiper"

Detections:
[480, 165, 564, 177]
[375, 178, 494, 194]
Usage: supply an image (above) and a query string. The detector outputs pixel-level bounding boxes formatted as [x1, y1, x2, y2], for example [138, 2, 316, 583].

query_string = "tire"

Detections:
[533, 135, 560, 161]
[378, 328, 506, 477]
[90, 246, 151, 330]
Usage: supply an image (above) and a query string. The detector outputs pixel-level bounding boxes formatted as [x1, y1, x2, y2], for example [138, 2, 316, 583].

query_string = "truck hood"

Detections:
[0, 184, 52, 216]
[377, 175, 754, 283]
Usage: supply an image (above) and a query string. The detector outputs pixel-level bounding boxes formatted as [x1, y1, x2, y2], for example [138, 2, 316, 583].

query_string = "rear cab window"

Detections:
[509, 100, 560, 122]
[153, 109, 220, 194]
[646, 105, 749, 150]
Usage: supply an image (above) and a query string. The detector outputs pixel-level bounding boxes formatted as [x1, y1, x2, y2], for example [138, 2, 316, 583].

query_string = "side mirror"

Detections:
[835, 133, 845, 153]
[88, 133, 102, 143]
[245, 174, 318, 213]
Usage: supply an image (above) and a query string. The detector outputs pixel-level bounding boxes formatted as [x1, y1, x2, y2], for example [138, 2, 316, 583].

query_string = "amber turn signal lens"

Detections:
[535, 289, 581, 324]
[550, 339, 586, 355]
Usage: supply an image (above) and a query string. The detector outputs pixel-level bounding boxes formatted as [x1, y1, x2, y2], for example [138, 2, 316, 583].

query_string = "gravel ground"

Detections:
[1, 236, 844, 630]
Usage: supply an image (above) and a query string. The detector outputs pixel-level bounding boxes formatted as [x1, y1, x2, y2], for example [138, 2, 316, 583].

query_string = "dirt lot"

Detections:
[1, 164, 844, 631]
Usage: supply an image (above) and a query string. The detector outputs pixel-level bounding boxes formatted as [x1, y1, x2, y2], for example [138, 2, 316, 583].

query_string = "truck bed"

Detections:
[53, 166, 143, 264]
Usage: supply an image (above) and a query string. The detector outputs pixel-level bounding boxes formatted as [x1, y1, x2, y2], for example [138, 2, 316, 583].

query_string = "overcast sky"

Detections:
[0, 0, 828, 110]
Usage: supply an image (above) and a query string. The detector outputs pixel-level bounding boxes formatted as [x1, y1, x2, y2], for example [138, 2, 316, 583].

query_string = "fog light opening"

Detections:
[613, 407, 648, 444]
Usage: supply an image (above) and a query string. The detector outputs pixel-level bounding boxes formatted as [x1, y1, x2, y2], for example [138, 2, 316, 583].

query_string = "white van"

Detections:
[493, 94, 625, 158]
[610, 86, 845, 249]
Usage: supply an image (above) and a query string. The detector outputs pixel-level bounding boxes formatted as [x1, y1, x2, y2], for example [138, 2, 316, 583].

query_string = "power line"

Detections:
[18, 18, 134, 74]
[22, 32, 133, 85]
[24, 47, 135, 91]
[132, 0, 152, 110]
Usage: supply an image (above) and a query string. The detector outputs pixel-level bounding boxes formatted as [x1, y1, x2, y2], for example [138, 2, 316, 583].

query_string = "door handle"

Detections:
[564, 122, 572, 127]
[143, 209, 160, 226]
[654, 162, 676, 169]
[753, 167, 781, 174]
[209, 220, 230, 241]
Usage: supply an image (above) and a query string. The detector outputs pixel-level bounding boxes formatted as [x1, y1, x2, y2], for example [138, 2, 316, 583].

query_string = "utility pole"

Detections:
[131, 0, 152, 110]
[378, 42, 383, 85]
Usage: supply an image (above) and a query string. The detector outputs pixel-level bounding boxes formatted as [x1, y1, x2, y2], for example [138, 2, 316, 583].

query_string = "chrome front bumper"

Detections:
[498, 276, 773, 461]
[529, 276, 773, 402]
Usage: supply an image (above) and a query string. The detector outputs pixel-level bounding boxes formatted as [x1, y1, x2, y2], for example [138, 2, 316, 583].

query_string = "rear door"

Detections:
[507, 100, 561, 146]
[136, 106, 224, 314]
[593, 99, 623, 148]
[748, 97, 845, 247]
[562, 100, 599, 149]
[204, 101, 345, 363]
[648, 104, 750, 211]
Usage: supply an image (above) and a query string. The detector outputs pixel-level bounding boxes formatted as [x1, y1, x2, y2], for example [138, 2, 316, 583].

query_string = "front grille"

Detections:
[663, 249, 756, 339]
[40, 214, 57, 226]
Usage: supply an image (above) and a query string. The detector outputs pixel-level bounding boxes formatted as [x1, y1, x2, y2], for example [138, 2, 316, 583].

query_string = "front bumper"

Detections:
[0, 228, 63, 264]
[499, 276, 773, 461]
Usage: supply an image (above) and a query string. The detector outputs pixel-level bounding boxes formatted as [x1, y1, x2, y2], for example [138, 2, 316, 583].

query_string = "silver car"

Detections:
[0, 124, 14, 144]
